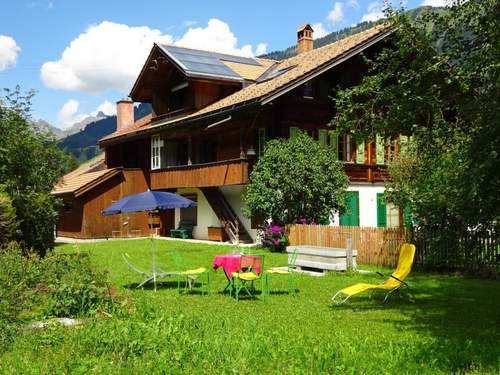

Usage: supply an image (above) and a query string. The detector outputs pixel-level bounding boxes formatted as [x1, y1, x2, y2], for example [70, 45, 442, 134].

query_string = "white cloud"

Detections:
[346, 0, 360, 9]
[361, 2, 385, 22]
[57, 99, 87, 128]
[311, 22, 330, 39]
[41, 19, 267, 93]
[47, 1, 53, 9]
[57, 99, 116, 128]
[0, 35, 20, 71]
[183, 20, 197, 28]
[327, 2, 344, 24]
[91, 100, 116, 116]
[41, 21, 174, 93]
[421, 0, 450, 6]
[255, 43, 268, 56]
[174, 18, 264, 57]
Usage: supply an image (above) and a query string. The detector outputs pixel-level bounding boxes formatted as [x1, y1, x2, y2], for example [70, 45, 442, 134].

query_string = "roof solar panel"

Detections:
[159, 45, 261, 80]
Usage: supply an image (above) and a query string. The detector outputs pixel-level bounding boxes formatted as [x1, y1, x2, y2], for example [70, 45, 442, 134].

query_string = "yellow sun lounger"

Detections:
[332, 243, 416, 305]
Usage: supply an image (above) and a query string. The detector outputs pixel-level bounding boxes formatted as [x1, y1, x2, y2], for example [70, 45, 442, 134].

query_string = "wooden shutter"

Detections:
[376, 193, 387, 228]
[376, 135, 385, 164]
[329, 130, 339, 159]
[356, 140, 365, 164]
[289, 127, 299, 140]
[318, 129, 328, 146]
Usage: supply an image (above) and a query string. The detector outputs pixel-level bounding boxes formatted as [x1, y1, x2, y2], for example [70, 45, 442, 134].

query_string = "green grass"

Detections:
[1, 239, 499, 374]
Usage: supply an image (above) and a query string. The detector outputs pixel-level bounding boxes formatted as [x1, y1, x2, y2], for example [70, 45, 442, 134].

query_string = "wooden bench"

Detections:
[286, 245, 357, 272]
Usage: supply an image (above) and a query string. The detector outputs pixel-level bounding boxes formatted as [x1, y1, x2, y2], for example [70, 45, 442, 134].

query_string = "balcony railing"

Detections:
[150, 158, 249, 190]
[344, 163, 389, 183]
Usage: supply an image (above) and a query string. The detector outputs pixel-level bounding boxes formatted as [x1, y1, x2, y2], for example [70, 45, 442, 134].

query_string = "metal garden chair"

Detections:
[229, 254, 266, 302]
[265, 248, 299, 295]
[171, 251, 210, 295]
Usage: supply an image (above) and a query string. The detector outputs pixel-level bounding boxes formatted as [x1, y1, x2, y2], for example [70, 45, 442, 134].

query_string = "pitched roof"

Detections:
[52, 168, 121, 197]
[158, 45, 275, 82]
[51, 154, 122, 197]
[100, 24, 392, 144]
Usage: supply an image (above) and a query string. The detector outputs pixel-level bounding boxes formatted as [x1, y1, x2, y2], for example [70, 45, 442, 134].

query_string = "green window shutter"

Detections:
[289, 127, 299, 140]
[318, 129, 328, 146]
[403, 206, 412, 229]
[376, 193, 387, 228]
[329, 130, 339, 160]
[376, 134, 385, 164]
[340, 191, 359, 227]
[356, 140, 365, 164]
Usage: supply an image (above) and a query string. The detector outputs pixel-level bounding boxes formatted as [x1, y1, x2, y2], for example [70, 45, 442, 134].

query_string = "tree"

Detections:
[0, 192, 17, 246]
[243, 131, 349, 225]
[0, 87, 74, 254]
[334, 1, 500, 227]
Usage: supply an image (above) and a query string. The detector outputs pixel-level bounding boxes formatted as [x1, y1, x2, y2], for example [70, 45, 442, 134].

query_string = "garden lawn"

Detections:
[1, 239, 499, 374]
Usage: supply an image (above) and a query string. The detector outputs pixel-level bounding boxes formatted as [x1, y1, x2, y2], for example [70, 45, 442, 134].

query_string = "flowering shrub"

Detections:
[259, 223, 288, 252]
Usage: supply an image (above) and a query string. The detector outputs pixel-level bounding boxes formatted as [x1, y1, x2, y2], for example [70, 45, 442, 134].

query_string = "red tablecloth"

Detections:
[213, 254, 262, 279]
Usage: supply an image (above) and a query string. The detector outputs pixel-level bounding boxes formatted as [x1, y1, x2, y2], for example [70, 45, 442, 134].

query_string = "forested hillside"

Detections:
[59, 103, 151, 163]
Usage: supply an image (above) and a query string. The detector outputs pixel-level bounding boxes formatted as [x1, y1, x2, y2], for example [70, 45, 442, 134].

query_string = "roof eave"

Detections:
[261, 26, 396, 105]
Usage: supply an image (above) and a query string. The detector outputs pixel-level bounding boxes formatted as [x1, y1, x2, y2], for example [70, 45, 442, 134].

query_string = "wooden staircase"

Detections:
[201, 187, 253, 244]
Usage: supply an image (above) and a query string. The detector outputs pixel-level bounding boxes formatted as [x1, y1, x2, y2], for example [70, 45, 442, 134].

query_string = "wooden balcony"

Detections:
[150, 159, 249, 190]
[344, 163, 390, 183]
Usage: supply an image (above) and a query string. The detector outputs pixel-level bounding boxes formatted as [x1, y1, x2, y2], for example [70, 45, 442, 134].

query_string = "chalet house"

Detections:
[52, 23, 404, 242]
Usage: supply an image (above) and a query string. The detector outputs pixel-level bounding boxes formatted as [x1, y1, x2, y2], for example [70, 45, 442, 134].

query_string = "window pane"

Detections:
[180, 194, 197, 225]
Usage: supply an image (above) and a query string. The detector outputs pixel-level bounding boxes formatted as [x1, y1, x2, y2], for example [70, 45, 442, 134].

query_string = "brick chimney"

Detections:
[116, 99, 134, 132]
[297, 24, 314, 54]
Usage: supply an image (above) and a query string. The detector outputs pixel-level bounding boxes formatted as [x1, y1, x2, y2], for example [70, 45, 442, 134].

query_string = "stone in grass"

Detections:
[28, 318, 82, 329]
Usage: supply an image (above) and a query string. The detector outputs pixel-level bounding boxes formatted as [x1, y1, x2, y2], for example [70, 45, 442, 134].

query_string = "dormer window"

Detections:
[302, 81, 315, 99]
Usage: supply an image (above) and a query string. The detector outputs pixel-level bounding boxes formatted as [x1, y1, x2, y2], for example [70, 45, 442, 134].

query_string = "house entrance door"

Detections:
[159, 209, 175, 236]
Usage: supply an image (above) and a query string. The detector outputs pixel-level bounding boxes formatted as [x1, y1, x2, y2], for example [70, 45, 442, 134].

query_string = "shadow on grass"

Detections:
[123, 280, 180, 290]
[330, 274, 500, 373]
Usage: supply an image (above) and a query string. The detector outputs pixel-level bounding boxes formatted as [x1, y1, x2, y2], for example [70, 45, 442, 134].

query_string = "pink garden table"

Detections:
[213, 254, 262, 292]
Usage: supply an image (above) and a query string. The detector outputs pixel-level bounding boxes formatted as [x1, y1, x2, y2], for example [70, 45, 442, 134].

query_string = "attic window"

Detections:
[302, 81, 315, 99]
[256, 65, 296, 83]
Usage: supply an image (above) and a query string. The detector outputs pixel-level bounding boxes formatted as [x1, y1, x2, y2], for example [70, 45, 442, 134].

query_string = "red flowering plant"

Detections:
[258, 222, 289, 252]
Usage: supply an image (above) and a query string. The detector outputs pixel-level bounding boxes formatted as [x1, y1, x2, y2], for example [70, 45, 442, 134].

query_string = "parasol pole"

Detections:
[148, 211, 157, 292]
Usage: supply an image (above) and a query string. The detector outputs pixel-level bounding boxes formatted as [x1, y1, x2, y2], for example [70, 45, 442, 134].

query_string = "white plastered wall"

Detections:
[219, 185, 257, 241]
[331, 183, 386, 227]
[174, 186, 257, 242]
[174, 188, 220, 240]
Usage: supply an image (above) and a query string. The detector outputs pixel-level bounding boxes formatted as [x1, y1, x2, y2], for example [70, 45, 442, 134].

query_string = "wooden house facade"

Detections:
[53, 23, 404, 241]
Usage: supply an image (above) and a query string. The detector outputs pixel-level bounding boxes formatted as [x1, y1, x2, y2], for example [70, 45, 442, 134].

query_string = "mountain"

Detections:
[64, 111, 108, 136]
[261, 6, 441, 61]
[59, 103, 152, 163]
[30, 119, 66, 139]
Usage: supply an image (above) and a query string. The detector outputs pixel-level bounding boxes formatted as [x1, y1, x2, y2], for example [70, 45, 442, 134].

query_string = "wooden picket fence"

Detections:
[287, 224, 409, 267]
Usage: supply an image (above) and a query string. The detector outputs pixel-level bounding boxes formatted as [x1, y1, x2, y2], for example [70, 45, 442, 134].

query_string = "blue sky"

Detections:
[0, 0, 442, 129]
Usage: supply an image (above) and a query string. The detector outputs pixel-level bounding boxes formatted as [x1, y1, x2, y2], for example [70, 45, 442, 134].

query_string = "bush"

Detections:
[244, 131, 349, 225]
[0, 244, 116, 351]
[259, 222, 288, 252]
[0, 192, 17, 246]
[41, 253, 115, 317]
[13, 192, 59, 256]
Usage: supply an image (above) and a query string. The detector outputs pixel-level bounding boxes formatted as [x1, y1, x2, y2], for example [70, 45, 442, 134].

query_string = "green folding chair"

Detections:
[230, 254, 266, 302]
[265, 248, 299, 295]
[171, 251, 210, 295]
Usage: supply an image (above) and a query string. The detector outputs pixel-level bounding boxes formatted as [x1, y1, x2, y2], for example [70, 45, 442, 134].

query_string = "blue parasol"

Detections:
[101, 190, 196, 291]
[102, 190, 196, 216]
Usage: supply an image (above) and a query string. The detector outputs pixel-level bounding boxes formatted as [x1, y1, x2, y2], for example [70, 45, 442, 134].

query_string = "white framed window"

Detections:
[151, 135, 163, 170]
